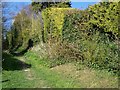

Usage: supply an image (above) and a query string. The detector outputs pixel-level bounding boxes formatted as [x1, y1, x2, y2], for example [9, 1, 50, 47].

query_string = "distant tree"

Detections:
[7, 8, 32, 50]
[2, 2, 10, 50]
[2, 2, 26, 50]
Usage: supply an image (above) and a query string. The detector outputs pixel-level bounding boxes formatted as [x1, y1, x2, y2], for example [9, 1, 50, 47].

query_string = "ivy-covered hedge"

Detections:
[41, 3, 119, 74]
[64, 3, 119, 74]
[62, 10, 89, 42]
[42, 8, 76, 43]
[42, 2, 119, 43]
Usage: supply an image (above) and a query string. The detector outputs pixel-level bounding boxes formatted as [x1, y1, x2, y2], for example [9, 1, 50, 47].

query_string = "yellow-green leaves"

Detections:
[88, 2, 118, 38]
[42, 8, 74, 42]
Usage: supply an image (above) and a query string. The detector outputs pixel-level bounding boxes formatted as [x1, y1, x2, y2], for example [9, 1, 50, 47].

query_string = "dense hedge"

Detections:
[41, 3, 119, 74]
[62, 10, 89, 42]
[63, 2, 119, 74]
[42, 8, 76, 43]
[6, 2, 119, 74]
[87, 2, 119, 39]
[78, 32, 118, 73]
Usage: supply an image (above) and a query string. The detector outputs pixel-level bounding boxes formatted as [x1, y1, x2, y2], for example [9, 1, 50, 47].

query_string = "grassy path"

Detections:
[2, 52, 80, 88]
[2, 51, 118, 88]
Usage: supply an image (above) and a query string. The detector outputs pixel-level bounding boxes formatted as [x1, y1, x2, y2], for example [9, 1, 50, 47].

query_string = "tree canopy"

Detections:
[31, 0, 71, 13]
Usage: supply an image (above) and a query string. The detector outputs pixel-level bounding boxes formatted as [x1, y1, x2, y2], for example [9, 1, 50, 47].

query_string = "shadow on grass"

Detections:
[10, 39, 33, 56]
[10, 47, 29, 56]
[2, 52, 31, 71]
[2, 79, 10, 83]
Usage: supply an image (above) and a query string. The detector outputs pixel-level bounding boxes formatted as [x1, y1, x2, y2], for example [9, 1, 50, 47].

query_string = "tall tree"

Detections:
[7, 8, 32, 51]
[2, 2, 10, 49]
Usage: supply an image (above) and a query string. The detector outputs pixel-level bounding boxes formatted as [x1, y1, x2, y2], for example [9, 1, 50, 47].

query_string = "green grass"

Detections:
[24, 51, 81, 88]
[2, 51, 118, 88]
[2, 52, 39, 88]
[2, 52, 80, 88]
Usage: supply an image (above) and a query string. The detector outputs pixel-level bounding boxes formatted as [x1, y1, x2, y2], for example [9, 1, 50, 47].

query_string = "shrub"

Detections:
[77, 31, 119, 73]
[88, 2, 119, 39]
[42, 8, 76, 43]
[61, 2, 119, 74]
[42, 8, 86, 65]
[62, 9, 89, 42]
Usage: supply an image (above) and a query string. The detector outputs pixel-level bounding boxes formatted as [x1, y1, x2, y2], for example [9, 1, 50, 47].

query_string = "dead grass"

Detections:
[51, 63, 118, 88]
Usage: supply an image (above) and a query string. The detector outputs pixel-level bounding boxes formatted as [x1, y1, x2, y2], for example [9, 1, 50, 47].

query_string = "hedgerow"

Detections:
[87, 2, 119, 39]
[6, 2, 119, 74]
[61, 6, 118, 73]
[42, 8, 76, 43]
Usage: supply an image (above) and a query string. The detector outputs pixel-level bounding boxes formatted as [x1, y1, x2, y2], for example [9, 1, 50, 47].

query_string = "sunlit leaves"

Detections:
[88, 2, 118, 38]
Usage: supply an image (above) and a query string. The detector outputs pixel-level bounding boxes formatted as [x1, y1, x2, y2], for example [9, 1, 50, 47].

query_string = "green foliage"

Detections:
[62, 10, 118, 73]
[62, 10, 89, 42]
[88, 2, 119, 38]
[6, 9, 32, 51]
[2, 51, 118, 88]
[31, 16, 42, 44]
[32, 0, 71, 13]
[42, 8, 75, 43]
[6, 7, 42, 52]
[6, 2, 119, 74]
[6, 31, 12, 49]
[60, 2, 119, 74]
[41, 3, 119, 74]
[78, 32, 118, 73]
